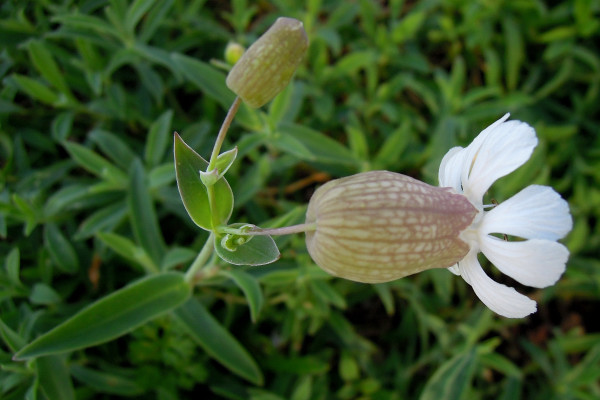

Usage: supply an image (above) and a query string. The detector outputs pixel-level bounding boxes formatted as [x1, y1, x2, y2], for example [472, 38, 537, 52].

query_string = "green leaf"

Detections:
[51, 112, 75, 143]
[215, 230, 280, 266]
[74, 201, 127, 240]
[11, 74, 59, 105]
[220, 269, 264, 322]
[5, 247, 22, 287]
[29, 283, 62, 305]
[173, 298, 264, 385]
[15, 272, 191, 360]
[374, 119, 411, 169]
[97, 232, 158, 273]
[214, 147, 238, 178]
[128, 159, 166, 265]
[63, 142, 127, 186]
[174, 133, 234, 230]
[0, 316, 26, 352]
[26, 40, 72, 98]
[70, 365, 145, 396]
[419, 349, 477, 400]
[44, 223, 79, 274]
[145, 110, 173, 167]
[37, 356, 75, 400]
[278, 122, 358, 166]
[503, 16, 524, 91]
[89, 129, 136, 171]
[125, 0, 156, 33]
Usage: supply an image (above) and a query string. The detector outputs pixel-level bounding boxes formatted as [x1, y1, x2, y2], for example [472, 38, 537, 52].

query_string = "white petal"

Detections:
[463, 119, 538, 202]
[447, 263, 461, 276]
[459, 250, 537, 318]
[459, 114, 511, 190]
[438, 146, 465, 191]
[479, 236, 568, 288]
[481, 185, 572, 240]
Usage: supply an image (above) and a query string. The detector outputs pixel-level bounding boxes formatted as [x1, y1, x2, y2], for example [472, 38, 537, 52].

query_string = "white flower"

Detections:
[438, 114, 572, 318]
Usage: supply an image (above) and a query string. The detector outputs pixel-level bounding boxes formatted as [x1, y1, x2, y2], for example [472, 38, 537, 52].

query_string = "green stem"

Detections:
[219, 223, 317, 236]
[207, 96, 242, 171]
[185, 233, 215, 284]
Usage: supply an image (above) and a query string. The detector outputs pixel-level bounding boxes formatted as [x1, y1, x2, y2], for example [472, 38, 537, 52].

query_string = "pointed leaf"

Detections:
[44, 223, 79, 274]
[220, 269, 264, 322]
[97, 232, 158, 273]
[174, 133, 233, 230]
[214, 147, 238, 178]
[145, 110, 173, 167]
[37, 356, 75, 400]
[14, 272, 190, 360]
[70, 365, 145, 396]
[173, 298, 263, 385]
[419, 349, 477, 400]
[128, 159, 166, 264]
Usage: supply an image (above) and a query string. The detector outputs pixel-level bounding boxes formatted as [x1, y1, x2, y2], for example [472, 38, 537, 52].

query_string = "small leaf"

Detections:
[220, 269, 264, 322]
[14, 272, 191, 360]
[174, 133, 234, 230]
[214, 147, 238, 178]
[215, 230, 280, 266]
[128, 159, 166, 265]
[12, 74, 59, 105]
[5, 247, 22, 287]
[89, 129, 137, 171]
[74, 201, 127, 240]
[70, 365, 145, 396]
[0, 316, 26, 352]
[145, 110, 173, 167]
[27, 40, 73, 98]
[97, 232, 158, 273]
[44, 223, 79, 274]
[29, 283, 62, 306]
[173, 298, 264, 385]
[63, 142, 127, 186]
[419, 349, 477, 400]
[37, 356, 75, 400]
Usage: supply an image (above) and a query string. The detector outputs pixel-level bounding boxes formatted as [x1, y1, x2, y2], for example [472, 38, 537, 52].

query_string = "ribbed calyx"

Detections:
[226, 17, 308, 108]
[305, 171, 478, 283]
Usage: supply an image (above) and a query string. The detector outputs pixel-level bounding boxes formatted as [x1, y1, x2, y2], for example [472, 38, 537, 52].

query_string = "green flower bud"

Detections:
[305, 171, 478, 283]
[224, 42, 245, 65]
[226, 17, 308, 108]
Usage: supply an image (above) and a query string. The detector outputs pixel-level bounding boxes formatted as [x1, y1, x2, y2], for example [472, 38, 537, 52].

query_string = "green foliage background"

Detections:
[1, 0, 599, 399]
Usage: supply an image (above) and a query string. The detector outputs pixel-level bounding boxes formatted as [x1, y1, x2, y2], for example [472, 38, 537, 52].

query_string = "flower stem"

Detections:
[207, 96, 242, 172]
[219, 223, 317, 236]
[185, 233, 215, 284]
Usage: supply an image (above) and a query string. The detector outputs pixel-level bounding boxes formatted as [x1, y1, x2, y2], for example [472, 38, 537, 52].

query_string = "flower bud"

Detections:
[226, 17, 308, 108]
[305, 171, 478, 283]
[224, 42, 245, 65]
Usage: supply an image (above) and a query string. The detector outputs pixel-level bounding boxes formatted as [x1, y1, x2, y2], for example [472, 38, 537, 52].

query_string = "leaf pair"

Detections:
[174, 133, 280, 266]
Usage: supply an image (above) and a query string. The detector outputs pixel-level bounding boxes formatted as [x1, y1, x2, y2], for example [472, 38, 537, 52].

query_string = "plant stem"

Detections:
[220, 223, 317, 236]
[208, 96, 242, 172]
[185, 233, 215, 284]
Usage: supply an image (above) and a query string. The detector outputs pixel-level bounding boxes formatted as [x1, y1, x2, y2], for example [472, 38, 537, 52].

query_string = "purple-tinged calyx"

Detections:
[305, 170, 477, 283]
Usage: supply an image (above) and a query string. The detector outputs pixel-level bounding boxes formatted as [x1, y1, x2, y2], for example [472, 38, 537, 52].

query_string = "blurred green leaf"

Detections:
[89, 129, 136, 171]
[97, 231, 158, 273]
[220, 269, 264, 322]
[44, 223, 79, 274]
[70, 364, 145, 396]
[37, 356, 75, 400]
[26, 40, 73, 99]
[128, 159, 166, 265]
[419, 349, 476, 400]
[63, 142, 128, 186]
[29, 283, 62, 306]
[11, 74, 59, 105]
[173, 297, 264, 385]
[15, 272, 190, 360]
[145, 110, 173, 167]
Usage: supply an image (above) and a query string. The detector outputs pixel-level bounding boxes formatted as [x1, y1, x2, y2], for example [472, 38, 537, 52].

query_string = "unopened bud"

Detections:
[224, 42, 245, 65]
[226, 17, 308, 108]
[305, 171, 478, 283]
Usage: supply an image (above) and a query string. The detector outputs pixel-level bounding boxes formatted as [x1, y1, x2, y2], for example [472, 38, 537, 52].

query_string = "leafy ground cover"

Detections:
[1, 0, 599, 399]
